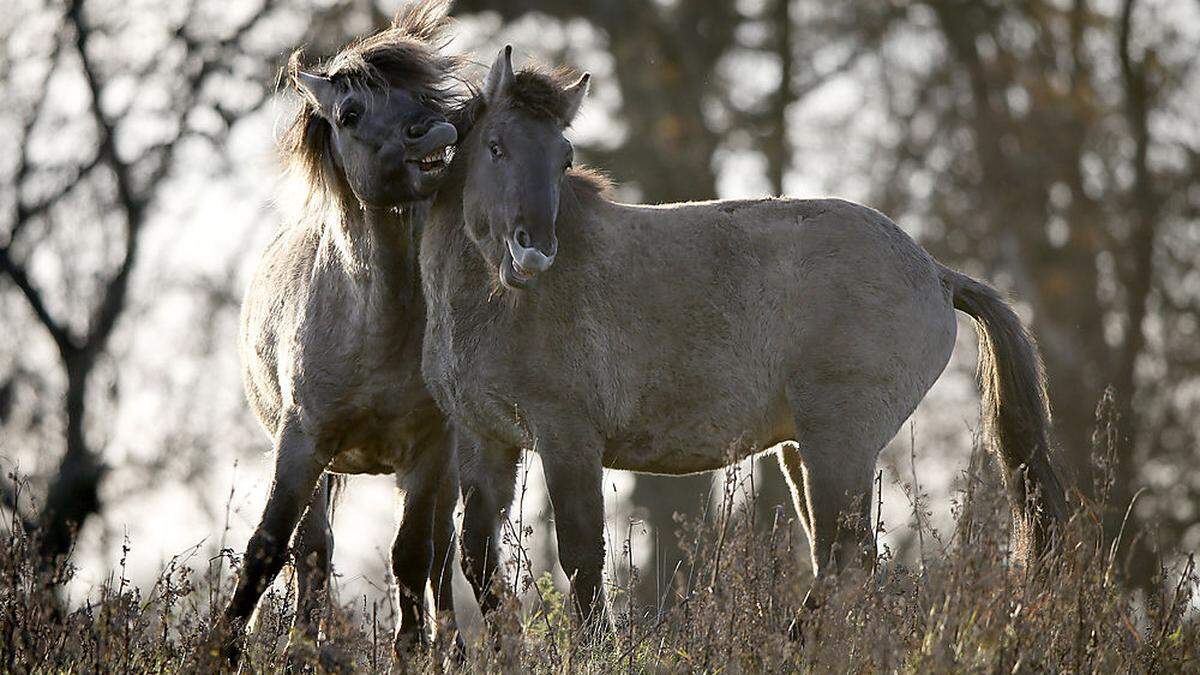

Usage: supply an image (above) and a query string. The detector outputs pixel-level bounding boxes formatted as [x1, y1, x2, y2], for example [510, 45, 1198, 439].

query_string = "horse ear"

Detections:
[562, 72, 590, 125]
[482, 45, 515, 104]
[295, 71, 337, 118]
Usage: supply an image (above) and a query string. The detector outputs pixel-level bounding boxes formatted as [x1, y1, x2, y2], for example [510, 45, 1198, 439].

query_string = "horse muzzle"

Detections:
[501, 238, 555, 290]
[398, 121, 458, 174]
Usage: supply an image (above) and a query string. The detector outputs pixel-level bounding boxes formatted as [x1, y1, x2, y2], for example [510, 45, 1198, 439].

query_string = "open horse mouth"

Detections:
[411, 145, 453, 174]
[511, 258, 534, 282]
[500, 247, 536, 289]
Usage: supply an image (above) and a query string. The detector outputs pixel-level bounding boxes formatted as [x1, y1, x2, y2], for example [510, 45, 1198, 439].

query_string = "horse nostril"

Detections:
[405, 122, 429, 140]
[514, 227, 531, 249]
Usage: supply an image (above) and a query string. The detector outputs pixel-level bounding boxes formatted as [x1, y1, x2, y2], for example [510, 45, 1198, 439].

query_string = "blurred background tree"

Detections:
[0, 0, 402, 580]
[1, 0, 1196, 614]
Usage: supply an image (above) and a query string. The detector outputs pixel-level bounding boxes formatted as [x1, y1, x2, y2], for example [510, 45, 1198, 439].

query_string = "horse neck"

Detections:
[423, 177, 479, 292]
[330, 205, 417, 281]
[324, 205, 424, 325]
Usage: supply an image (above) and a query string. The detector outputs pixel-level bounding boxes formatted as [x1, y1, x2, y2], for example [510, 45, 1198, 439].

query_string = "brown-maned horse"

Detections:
[421, 47, 1067, 637]
[216, 1, 462, 665]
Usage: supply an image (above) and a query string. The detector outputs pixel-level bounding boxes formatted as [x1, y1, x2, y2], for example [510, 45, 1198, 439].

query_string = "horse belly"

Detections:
[601, 390, 794, 475]
[602, 432, 729, 474]
[327, 448, 395, 475]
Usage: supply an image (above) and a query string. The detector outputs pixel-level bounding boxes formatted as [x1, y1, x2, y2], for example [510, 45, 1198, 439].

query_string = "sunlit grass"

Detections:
[1, 439, 1197, 672]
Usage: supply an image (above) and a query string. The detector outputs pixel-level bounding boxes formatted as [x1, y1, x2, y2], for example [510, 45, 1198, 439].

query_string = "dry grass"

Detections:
[1, 445, 1197, 673]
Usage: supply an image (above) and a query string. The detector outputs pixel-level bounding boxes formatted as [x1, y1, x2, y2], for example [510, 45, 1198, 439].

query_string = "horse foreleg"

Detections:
[541, 443, 611, 640]
[459, 438, 520, 620]
[429, 438, 465, 660]
[391, 446, 452, 656]
[222, 411, 329, 666]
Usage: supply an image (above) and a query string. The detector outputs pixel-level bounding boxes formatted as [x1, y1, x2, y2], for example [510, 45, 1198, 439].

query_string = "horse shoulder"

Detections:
[240, 226, 311, 429]
[241, 225, 366, 429]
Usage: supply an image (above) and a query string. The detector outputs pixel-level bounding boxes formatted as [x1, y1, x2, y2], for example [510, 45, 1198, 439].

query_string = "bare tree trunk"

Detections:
[1, 0, 282, 571]
[37, 359, 105, 567]
[1111, 0, 1160, 587]
[766, 0, 793, 197]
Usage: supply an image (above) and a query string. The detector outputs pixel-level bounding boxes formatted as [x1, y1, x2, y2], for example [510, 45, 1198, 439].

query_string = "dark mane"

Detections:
[565, 166, 613, 198]
[450, 67, 590, 132]
[279, 0, 462, 217]
[505, 68, 582, 126]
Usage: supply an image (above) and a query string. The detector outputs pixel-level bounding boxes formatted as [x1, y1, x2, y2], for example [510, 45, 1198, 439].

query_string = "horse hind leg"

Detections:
[778, 381, 887, 644]
[429, 447, 466, 660]
[776, 443, 814, 543]
[786, 380, 891, 583]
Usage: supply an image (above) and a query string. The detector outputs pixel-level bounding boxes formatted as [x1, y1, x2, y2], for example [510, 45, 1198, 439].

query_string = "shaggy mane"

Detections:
[448, 66, 614, 201]
[565, 166, 613, 197]
[505, 68, 583, 126]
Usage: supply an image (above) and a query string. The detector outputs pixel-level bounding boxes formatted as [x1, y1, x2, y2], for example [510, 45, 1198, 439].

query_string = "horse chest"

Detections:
[290, 280, 430, 434]
[422, 308, 529, 446]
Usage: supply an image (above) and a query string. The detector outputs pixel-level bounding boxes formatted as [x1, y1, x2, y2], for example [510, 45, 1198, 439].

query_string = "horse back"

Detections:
[558, 197, 953, 455]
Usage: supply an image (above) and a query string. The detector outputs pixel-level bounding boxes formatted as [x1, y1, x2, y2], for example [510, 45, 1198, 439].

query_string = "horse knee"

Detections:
[392, 531, 434, 588]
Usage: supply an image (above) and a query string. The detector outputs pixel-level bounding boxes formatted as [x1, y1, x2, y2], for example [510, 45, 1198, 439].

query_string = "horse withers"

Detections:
[214, 1, 463, 666]
[421, 47, 1067, 637]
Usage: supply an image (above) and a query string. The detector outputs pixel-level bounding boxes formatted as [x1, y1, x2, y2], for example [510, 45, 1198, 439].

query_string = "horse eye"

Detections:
[337, 106, 361, 128]
[489, 142, 503, 159]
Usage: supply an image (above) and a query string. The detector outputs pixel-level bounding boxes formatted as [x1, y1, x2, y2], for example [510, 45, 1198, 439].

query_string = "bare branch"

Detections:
[140, 0, 281, 204]
[62, 0, 144, 360]
[9, 24, 65, 245]
[0, 247, 75, 358]
[15, 152, 104, 227]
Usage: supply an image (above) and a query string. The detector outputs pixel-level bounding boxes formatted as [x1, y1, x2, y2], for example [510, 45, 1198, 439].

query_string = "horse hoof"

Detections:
[211, 619, 249, 671]
[222, 637, 245, 670]
[189, 628, 242, 673]
[286, 639, 346, 674]
[317, 643, 353, 673]
[392, 628, 431, 662]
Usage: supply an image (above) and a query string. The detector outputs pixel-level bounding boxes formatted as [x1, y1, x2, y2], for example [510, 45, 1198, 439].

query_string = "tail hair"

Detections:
[941, 264, 1068, 563]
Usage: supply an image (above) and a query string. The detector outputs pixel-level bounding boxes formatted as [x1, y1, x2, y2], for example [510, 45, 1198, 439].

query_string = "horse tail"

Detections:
[939, 263, 1068, 563]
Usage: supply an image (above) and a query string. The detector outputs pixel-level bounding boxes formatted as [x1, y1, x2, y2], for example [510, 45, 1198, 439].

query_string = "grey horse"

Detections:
[422, 48, 1067, 635]
[217, 2, 462, 665]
